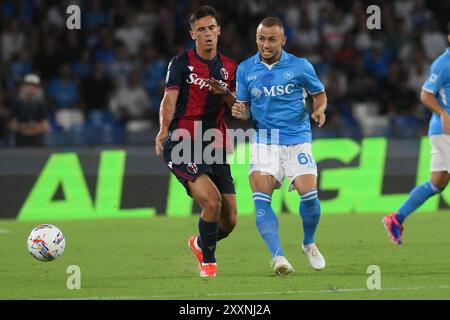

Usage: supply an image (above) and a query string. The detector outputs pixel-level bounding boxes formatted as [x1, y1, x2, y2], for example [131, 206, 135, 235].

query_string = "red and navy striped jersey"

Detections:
[164, 48, 236, 149]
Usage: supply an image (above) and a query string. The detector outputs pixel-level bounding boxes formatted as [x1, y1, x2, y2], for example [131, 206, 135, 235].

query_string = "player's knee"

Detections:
[204, 195, 222, 215]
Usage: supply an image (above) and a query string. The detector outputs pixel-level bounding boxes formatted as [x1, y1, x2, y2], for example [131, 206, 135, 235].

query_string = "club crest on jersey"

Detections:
[187, 162, 198, 174]
[283, 71, 294, 80]
[220, 67, 229, 80]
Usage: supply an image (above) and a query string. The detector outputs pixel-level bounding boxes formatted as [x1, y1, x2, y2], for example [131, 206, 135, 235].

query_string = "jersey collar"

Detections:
[193, 48, 219, 64]
[254, 49, 288, 65]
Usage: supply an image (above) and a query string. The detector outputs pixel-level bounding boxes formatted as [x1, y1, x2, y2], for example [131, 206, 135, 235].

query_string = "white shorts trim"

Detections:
[430, 134, 450, 172]
[249, 143, 317, 191]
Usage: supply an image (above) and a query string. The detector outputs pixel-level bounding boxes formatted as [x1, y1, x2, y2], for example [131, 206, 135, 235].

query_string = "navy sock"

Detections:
[197, 228, 229, 248]
[395, 181, 440, 224]
[198, 218, 218, 263]
[299, 190, 321, 245]
[253, 192, 284, 257]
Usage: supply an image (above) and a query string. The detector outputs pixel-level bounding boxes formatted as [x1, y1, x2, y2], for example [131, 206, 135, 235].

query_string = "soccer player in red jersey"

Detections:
[155, 6, 237, 278]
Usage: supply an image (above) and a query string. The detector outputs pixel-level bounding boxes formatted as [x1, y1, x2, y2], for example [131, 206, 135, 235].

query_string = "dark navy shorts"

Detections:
[163, 141, 235, 197]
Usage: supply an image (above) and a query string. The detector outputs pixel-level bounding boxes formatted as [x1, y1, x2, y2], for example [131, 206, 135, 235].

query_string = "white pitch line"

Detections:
[45, 285, 450, 300]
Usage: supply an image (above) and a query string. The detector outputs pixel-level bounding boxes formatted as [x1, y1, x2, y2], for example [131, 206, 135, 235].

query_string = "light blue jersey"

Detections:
[422, 48, 450, 136]
[236, 50, 324, 144]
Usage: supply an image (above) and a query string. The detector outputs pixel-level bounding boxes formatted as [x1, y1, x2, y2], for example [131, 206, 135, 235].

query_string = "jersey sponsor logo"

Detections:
[186, 73, 229, 90]
[247, 75, 257, 81]
[251, 86, 263, 99]
[220, 67, 229, 80]
[188, 65, 194, 72]
[251, 84, 295, 99]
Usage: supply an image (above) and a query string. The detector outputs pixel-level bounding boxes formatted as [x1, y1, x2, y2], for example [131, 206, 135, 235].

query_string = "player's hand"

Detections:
[205, 78, 227, 96]
[311, 110, 326, 127]
[155, 129, 168, 156]
[232, 102, 250, 120]
[441, 111, 450, 134]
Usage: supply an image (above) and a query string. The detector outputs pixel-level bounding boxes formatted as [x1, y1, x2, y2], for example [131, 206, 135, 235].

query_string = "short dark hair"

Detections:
[259, 17, 284, 30]
[448, 21, 450, 35]
[189, 5, 219, 29]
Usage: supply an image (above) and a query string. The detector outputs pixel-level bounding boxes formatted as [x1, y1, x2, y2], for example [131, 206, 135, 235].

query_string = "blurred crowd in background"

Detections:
[0, 0, 449, 147]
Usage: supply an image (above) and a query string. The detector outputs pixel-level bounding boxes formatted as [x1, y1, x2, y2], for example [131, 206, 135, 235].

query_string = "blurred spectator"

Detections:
[34, 36, 62, 81]
[421, 20, 447, 60]
[410, 0, 432, 30]
[109, 71, 150, 128]
[110, 43, 134, 88]
[80, 61, 113, 114]
[83, 0, 109, 30]
[386, 18, 413, 61]
[139, 47, 167, 118]
[136, 2, 159, 43]
[363, 42, 392, 80]
[47, 64, 80, 110]
[47, 2, 68, 30]
[114, 13, 147, 57]
[60, 31, 84, 64]
[407, 48, 429, 92]
[390, 81, 422, 138]
[321, 9, 354, 52]
[1, 20, 25, 62]
[93, 28, 117, 70]
[8, 52, 32, 88]
[295, 13, 320, 56]
[72, 49, 92, 79]
[8, 74, 49, 146]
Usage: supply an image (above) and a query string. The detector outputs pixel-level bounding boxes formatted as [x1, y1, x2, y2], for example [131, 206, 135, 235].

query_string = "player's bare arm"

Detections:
[205, 78, 236, 107]
[421, 90, 450, 134]
[155, 89, 179, 155]
[231, 102, 250, 120]
[310, 91, 327, 128]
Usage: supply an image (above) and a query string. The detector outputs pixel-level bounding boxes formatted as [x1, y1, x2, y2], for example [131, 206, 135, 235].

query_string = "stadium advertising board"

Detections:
[0, 137, 448, 220]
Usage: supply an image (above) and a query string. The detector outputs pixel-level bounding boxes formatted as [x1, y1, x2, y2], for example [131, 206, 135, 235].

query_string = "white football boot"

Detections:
[302, 243, 326, 271]
[270, 256, 295, 276]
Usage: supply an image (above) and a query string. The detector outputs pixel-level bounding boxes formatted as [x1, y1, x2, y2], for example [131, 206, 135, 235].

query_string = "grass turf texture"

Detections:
[1, 212, 450, 300]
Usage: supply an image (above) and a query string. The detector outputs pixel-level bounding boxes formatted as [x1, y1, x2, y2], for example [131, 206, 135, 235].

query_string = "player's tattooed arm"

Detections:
[205, 78, 236, 107]
[421, 90, 450, 133]
[311, 91, 327, 128]
[155, 89, 179, 155]
[231, 102, 251, 120]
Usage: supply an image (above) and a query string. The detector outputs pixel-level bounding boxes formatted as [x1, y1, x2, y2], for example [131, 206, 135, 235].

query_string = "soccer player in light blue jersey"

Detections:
[383, 23, 450, 245]
[232, 17, 327, 275]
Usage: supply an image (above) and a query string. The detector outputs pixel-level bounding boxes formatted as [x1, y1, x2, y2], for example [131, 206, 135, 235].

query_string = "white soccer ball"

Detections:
[27, 224, 65, 261]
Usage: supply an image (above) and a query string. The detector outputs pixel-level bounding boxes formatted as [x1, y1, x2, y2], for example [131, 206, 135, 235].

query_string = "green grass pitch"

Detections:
[1, 212, 450, 300]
